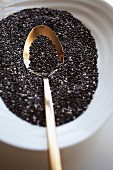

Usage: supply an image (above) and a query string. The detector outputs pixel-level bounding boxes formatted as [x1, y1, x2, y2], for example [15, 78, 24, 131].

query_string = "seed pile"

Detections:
[0, 8, 98, 126]
[29, 35, 60, 77]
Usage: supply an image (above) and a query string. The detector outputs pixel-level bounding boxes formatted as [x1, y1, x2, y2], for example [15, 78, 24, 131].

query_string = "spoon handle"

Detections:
[43, 78, 62, 170]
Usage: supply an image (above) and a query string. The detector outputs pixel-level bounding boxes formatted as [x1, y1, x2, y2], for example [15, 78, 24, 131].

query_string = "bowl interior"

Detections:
[0, 0, 113, 150]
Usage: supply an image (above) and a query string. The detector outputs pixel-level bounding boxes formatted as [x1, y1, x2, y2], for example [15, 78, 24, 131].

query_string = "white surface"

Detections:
[62, 113, 113, 170]
[0, 113, 113, 170]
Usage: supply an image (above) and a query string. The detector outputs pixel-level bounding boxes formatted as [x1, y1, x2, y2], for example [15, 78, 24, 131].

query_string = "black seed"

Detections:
[0, 8, 98, 126]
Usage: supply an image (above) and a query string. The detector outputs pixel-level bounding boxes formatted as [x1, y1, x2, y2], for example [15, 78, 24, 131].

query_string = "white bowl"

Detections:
[0, 0, 113, 151]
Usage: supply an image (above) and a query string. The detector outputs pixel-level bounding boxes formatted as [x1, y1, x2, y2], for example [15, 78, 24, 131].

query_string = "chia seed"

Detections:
[29, 35, 60, 76]
[0, 8, 98, 126]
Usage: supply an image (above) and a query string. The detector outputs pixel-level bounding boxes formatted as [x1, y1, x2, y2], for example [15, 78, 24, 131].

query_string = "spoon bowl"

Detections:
[23, 25, 64, 73]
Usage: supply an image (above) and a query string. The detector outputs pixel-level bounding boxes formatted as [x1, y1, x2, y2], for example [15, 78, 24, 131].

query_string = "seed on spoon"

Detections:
[29, 35, 61, 77]
[23, 25, 64, 77]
